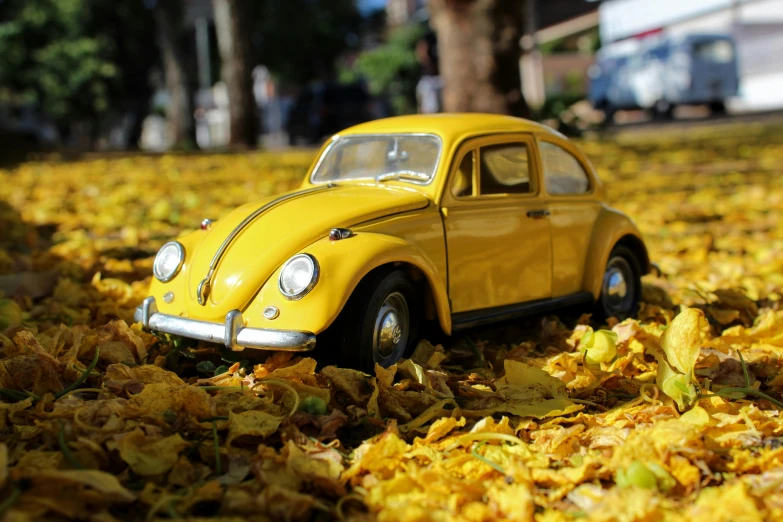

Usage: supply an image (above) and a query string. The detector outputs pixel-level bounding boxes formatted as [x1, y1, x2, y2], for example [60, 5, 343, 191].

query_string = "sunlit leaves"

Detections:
[1, 123, 783, 520]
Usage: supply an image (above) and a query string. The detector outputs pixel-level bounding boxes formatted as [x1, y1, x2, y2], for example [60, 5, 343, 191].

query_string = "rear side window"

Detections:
[692, 39, 734, 63]
[540, 142, 590, 195]
[479, 143, 531, 195]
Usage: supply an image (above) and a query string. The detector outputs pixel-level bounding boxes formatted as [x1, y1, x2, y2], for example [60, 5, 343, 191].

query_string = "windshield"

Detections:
[311, 134, 441, 184]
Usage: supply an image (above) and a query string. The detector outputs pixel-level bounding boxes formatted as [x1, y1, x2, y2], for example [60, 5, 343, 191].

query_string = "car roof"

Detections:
[337, 113, 563, 143]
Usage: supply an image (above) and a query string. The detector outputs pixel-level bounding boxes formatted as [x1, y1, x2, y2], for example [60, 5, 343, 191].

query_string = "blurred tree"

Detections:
[252, 0, 363, 85]
[428, 0, 528, 116]
[153, 0, 195, 148]
[0, 0, 158, 144]
[212, 0, 256, 146]
[345, 23, 428, 115]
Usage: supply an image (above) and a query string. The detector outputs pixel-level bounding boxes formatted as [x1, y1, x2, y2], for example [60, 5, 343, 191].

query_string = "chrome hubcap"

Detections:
[373, 292, 409, 360]
[602, 256, 634, 316]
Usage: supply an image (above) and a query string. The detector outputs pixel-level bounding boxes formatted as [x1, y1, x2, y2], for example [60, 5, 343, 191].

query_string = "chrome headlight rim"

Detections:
[278, 253, 319, 301]
[153, 241, 185, 283]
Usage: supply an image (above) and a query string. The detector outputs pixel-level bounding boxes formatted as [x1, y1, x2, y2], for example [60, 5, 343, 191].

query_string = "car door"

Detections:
[441, 134, 552, 313]
[538, 137, 601, 297]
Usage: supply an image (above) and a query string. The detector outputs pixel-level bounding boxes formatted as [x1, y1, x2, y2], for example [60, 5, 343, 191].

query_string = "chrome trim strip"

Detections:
[196, 186, 331, 305]
[134, 298, 316, 352]
[309, 133, 443, 186]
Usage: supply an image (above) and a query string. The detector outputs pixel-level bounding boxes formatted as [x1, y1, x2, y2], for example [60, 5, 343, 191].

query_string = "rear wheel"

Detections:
[652, 100, 674, 120]
[323, 269, 420, 373]
[594, 245, 641, 322]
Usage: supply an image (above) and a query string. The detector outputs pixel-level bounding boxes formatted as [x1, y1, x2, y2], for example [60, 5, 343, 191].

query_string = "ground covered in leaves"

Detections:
[1, 122, 783, 521]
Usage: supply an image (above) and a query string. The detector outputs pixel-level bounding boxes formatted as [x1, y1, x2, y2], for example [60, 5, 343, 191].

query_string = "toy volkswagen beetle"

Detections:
[135, 114, 650, 371]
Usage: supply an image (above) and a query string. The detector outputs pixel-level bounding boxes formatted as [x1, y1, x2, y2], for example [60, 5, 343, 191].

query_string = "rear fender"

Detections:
[583, 206, 651, 299]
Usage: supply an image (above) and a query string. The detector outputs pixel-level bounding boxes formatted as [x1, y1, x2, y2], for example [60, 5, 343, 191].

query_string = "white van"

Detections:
[589, 34, 739, 120]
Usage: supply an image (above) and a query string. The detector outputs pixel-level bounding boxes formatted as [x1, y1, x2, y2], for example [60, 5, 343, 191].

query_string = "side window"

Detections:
[540, 142, 591, 195]
[479, 143, 531, 195]
[451, 151, 474, 197]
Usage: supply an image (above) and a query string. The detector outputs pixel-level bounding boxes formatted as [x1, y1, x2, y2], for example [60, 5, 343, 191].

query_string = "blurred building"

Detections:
[597, 0, 783, 111]
[525, 2, 601, 113]
[386, 0, 427, 26]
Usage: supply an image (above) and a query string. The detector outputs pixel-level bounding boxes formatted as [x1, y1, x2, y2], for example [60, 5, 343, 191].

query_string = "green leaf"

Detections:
[196, 361, 217, 374]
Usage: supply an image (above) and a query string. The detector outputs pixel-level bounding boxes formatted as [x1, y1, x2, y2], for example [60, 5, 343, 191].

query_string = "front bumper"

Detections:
[134, 297, 316, 352]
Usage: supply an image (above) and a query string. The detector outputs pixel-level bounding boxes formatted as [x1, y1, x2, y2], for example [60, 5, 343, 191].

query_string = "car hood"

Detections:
[183, 184, 430, 319]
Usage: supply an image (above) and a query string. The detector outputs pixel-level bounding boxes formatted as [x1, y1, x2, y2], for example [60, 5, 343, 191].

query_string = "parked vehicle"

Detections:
[589, 34, 739, 120]
[136, 114, 651, 371]
[286, 82, 376, 145]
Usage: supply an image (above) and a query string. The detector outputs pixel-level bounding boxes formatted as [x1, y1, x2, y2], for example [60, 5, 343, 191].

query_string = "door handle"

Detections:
[526, 209, 550, 219]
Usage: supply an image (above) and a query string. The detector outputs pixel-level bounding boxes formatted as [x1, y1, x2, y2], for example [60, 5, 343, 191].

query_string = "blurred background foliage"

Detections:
[341, 23, 427, 115]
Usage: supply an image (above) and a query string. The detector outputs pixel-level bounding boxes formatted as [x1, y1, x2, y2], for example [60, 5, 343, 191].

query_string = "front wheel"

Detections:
[594, 246, 642, 322]
[325, 270, 420, 373]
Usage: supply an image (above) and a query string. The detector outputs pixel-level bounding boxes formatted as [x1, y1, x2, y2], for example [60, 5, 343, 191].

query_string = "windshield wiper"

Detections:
[376, 170, 430, 183]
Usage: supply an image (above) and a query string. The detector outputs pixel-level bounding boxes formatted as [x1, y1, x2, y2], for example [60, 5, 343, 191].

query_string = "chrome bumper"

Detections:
[133, 297, 316, 352]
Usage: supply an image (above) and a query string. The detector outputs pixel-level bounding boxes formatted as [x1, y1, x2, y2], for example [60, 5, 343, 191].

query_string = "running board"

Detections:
[451, 291, 595, 331]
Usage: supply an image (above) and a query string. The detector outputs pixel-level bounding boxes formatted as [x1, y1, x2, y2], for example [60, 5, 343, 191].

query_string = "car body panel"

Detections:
[149, 185, 429, 321]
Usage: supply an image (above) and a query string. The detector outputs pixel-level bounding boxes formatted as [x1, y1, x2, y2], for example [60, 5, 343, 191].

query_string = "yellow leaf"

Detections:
[285, 441, 344, 482]
[689, 482, 763, 522]
[374, 362, 397, 388]
[397, 359, 429, 387]
[126, 382, 214, 419]
[415, 416, 466, 445]
[0, 298, 23, 329]
[226, 410, 281, 446]
[367, 377, 381, 418]
[111, 428, 189, 476]
[24, 469, 135, 517]
[661, 308, 705, 376]
[0, 442, 6, 490]
[342, 432, 410, 482]
[680, 405, 711, 426]
[105, 363, 185, 386]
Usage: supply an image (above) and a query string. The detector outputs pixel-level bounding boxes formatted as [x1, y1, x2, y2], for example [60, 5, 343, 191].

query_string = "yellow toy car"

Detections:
[135, 114, 650, 370]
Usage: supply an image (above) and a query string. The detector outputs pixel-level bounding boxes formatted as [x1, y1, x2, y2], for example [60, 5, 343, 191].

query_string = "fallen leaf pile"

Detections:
[1, 122, 783, 521]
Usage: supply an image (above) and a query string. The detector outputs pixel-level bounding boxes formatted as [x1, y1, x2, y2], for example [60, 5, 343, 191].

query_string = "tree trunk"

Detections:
[429, 0, 529, 117]
[212, 0, 258, 146]
[153, 2, 194, 149]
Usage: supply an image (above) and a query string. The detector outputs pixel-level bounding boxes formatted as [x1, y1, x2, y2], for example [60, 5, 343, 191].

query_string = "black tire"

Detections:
[321, 269, 420, 373]
[594, 245, 642, 323]
[652, 100, 674, 120]
[603, 104, 617, 126]
[709, 100, 727, 115]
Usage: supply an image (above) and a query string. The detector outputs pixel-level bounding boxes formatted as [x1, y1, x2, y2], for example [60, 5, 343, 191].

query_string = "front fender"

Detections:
[243, 232, 452, 335]
[582, 206, 650, 299]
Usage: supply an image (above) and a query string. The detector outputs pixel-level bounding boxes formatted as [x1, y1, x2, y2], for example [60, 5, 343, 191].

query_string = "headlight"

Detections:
[278, 254, 319, 300]
[153, 242, 185, 282]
